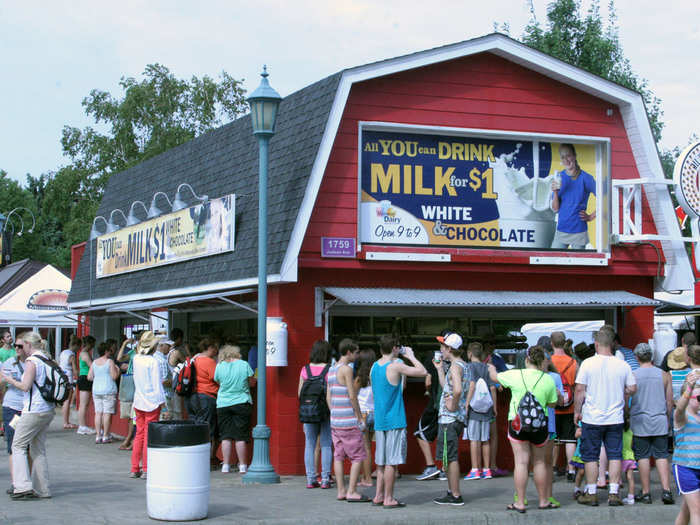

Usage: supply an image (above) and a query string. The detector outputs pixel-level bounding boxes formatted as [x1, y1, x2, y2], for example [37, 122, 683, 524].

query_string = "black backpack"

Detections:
[512, 369, 547, 434]
[298, 364, 331, 423]
[30, 354, 71, 407]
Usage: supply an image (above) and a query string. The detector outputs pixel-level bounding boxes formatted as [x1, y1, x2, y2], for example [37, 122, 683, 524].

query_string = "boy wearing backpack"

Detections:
[463, 342, 497, 480]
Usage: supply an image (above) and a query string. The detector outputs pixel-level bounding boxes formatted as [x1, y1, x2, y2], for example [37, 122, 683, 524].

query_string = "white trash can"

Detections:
[147, 420, 210, 521]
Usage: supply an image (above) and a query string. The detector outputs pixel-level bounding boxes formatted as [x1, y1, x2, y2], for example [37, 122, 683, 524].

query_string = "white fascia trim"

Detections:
[280, 33, 692, 289]
[67, 273, 285, 309]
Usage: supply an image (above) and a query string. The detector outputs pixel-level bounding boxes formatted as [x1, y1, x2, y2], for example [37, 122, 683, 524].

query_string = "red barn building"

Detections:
[68, 34, 692, 474]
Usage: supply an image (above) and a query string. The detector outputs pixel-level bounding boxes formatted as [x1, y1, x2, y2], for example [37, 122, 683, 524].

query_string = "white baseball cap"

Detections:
[437, 333, 463, 351]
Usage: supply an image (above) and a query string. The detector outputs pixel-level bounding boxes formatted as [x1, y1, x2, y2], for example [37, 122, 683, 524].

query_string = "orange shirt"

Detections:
[195, 355, 219, 398]
[551, 354, 577, 415]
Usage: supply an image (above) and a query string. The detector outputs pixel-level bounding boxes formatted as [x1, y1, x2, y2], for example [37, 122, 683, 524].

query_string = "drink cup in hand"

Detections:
[551, 173, 561, 191]
[433, 351, 442, 364]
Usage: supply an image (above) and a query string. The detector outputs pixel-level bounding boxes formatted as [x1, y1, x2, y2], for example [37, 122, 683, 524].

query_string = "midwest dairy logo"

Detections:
[376, 200, 398, 220]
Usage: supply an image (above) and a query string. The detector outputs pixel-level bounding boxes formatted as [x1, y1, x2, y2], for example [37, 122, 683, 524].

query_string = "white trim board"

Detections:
[280, 32, 692, 291]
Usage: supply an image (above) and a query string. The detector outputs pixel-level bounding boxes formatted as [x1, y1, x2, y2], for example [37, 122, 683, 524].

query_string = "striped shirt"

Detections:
[671, 369, 691, 401]
[328, 364, 357, 428]
[673, 412, 700, 469]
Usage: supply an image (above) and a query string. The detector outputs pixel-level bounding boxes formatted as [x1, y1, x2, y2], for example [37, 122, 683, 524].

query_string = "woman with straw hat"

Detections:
[130, 331, 165, 479]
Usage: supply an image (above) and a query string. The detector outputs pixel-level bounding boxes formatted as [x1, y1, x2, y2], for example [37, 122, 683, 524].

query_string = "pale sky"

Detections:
[1, 0, 698, 183]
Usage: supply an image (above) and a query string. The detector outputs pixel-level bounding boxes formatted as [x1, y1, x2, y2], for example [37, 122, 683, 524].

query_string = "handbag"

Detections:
[118, 358, 135, 402]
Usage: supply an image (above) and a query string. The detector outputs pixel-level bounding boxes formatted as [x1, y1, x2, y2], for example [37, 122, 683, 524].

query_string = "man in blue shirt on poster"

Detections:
[550, 143, 596, 250]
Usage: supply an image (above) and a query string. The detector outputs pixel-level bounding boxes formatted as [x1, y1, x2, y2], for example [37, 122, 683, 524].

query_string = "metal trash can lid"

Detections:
[148, 420, 209, 448]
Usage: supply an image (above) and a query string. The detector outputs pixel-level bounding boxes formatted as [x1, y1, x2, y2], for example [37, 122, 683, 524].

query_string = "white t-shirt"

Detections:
[59, 349, 75, 381]
[23, 352, 55, 414]
[577, 354, 635, 425]
[132, 354, 166, 412]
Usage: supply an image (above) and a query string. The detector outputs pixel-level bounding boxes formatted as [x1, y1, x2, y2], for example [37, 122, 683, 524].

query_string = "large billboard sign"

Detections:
[359, 127, 604, 251]
[96, 194, 235, 278]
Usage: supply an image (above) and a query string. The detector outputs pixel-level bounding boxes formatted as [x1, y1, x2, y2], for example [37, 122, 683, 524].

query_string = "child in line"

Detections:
[463, 342, 497, 480]
[621, 416, 637, 505]
[571, 425, 586, 499]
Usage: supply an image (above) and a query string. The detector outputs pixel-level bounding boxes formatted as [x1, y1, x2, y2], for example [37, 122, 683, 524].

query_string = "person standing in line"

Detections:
[491, 346, 558, 513]
[167, 328, 188, 419]
[153, 339, 172, 421]
[1, 332, 55, 499]
[483, 340, 508, 477]
[550, 331, 578, 480]
[463, 341, 497, 481]
[76, 335, 96, 435]
[575, 328, 637, 507]
[186, 338, 220, 468]
[671, 367, 700, 525]
[354, 348, 376, 487]
[59, 335, 80, 430]
[0, 330, 15, 363]
[414, 330, 451, 481]
[327, 339, 368, 502]
[629, 342, 675, 504]
[130, 331, 165, 479]
[432, 333, 468, 506]
[662, 332, 695, 372]
[370, 335, 427, 508]
[1, 342, 26, 493]
[116, 334, 139, 449]
[542, 352, 564, 507]
[668, 343, 694, 402]
[298, 340, 333, 489]
[88, 342, 120, 443]
[215, 345, 255, 474]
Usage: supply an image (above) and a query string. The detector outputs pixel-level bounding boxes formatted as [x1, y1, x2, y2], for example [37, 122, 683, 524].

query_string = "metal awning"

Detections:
[656, 301, 700, 316]
[322, 288, 659, 308]
[39, 305, 108, 318]
[105, 289, 257, 315]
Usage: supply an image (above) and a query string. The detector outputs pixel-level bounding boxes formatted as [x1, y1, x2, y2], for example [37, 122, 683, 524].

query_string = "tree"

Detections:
[36, 64, 248, 268]
[520, 0, 664, 143]
[0, 170, 42, 263]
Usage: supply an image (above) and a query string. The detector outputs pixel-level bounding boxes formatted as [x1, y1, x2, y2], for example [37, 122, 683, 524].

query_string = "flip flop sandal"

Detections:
[507, 503, 526, 514]
[347, 495, 371, 503]
[336, 496, 346, 501]
[119, 444, 133, 450]
[383, 501, 406, 509]
[538, 502, 557, 509]
[371, 500, 384, 506]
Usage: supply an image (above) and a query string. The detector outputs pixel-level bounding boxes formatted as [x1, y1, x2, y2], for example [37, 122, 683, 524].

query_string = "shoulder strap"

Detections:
[305, 364, 313, 379]
[519, 368, 528, 391]
[320, 364, 331, 379]
[560, 358, 574, 376]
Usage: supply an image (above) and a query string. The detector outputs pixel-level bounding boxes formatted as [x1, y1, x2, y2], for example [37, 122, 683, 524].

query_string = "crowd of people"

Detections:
[299, 328, 700, 524]
[0, 323, 698, 524]
[0, 328, 256, 498]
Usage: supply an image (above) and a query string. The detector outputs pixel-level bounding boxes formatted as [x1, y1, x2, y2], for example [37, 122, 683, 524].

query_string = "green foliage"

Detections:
[1, 64, 247, 269]
[521, 0, 664, 143]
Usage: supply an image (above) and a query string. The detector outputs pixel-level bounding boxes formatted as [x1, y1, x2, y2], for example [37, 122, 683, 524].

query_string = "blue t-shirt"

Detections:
[556, 170, 596, 233]
[548, 372, 564, 434]
[214, 360, 254, 408]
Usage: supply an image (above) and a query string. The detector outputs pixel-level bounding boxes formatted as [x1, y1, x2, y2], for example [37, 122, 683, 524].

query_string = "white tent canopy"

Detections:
[520, 320, 605, 348]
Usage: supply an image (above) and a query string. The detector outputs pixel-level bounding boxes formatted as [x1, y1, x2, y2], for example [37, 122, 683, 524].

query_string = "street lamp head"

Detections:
[172, 183, 208, 212]
[248, 66, 282, 136]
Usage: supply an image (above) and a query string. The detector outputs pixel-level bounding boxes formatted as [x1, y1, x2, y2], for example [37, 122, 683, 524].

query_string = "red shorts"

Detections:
[332, 427, 367, 463]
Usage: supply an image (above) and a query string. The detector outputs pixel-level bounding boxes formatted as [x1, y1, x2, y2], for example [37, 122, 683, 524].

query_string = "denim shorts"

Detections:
[2, 406, 21, 454]
[580, 422, 623, 462]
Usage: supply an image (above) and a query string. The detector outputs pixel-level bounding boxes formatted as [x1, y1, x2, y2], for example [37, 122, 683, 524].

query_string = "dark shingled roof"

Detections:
[69, 72, 342, 304]
[0, 259, 46, 298]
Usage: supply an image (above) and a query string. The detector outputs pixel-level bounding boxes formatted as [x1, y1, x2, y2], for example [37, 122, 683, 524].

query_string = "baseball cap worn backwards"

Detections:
[437, 333, 463, 350]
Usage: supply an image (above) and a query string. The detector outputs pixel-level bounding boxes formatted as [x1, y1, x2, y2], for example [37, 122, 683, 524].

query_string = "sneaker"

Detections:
[76, 426, 89, 435]
[221, 464, 231, 473]
[433, 491, 465, 506]
[573, 487, 583, 500]
[577, 492, 599, 506]
[493, 468, 510, 477]
[567, 471, 575, 482]
[662, 490, 675, 505]
[608, 493, 623, 506]
[142, 472, 147, 480]
[320, 480, 331, 489]
[481, 468, 493, 479]
[438, 470, 447, 481]
[306, 480, 320, 489]
[416, 465, 440, 481]
[129, 471, 141, 479]
[635, 492, 652, 504]
[463, 468, 481, 481]
[238, 464, 247, 474]
[623, 495, 635, 505]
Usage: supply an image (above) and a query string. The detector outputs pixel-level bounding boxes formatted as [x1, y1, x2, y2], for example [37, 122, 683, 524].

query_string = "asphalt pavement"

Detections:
[0, 414, 683, 524]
